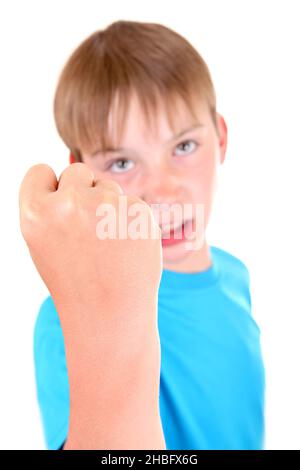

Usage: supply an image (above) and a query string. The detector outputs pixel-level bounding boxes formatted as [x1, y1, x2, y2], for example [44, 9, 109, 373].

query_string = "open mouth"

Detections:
[161, 219, 194, 247]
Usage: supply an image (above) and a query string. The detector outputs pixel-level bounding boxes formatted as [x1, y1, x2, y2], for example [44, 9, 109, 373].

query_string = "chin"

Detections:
[162, 241, 196, 265]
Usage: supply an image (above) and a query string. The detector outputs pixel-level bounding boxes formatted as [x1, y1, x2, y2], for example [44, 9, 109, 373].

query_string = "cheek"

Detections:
[96, 170, 143, 199]
[115, 171, 150, 199]
[191, 157, 216, 198]
[188, 159, 217, 226]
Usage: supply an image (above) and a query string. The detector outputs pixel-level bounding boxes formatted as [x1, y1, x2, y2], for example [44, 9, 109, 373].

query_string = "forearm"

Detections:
[57, 299, 165, 450]
[19, 163, 165, 449]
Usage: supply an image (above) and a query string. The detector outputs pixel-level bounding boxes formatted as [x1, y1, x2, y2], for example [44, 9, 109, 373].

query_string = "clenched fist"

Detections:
[19, 162, 162, 321]
[19, 162, 165, 449]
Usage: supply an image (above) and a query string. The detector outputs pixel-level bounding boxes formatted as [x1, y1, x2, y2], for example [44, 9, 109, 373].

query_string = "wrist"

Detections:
[65, 337, 164, 449]
[59, 300, 164, 449]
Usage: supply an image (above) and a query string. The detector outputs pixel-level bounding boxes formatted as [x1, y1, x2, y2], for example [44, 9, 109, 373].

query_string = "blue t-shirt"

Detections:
[33, 245, 265, 450]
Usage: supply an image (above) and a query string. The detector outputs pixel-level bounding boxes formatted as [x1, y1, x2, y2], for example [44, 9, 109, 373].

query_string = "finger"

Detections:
[58, 162, 95, 190]
[93, 178, 124, 195]
[19, 163, 58, 208]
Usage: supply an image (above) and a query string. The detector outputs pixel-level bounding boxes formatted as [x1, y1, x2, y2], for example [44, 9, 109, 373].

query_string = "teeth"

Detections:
[161, 221, 185, 235]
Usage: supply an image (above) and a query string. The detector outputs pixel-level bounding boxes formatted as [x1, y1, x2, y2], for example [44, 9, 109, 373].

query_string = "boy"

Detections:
[20, 20, 265, 449]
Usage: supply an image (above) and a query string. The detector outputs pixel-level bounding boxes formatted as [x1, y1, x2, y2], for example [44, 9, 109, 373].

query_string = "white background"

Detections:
[0, 0, 299, 450]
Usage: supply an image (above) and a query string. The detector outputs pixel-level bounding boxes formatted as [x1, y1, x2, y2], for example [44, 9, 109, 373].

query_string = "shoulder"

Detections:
[210, 245, 250, 282]
[210, 246, 249, 276]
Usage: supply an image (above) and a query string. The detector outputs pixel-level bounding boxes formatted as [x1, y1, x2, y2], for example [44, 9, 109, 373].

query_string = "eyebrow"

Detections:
[91, 123, 205, 156]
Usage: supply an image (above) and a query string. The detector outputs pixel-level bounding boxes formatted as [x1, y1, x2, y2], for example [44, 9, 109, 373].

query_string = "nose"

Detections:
[140, 163, 185, 228]
[141, 165, 183, 207]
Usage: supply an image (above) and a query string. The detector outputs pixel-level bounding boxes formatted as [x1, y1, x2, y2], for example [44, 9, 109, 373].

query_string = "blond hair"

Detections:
[53, 20, 219, 161]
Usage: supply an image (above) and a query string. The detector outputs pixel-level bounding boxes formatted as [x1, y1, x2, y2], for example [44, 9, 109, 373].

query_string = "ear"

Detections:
[69, 152, 76, 164]
[216, 113, 228, 165]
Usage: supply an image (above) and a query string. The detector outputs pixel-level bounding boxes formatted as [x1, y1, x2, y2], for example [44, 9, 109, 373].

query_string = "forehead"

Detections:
[107, 91, 209, 148]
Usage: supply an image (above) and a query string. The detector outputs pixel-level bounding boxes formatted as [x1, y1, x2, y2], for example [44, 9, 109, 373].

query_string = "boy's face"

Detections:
[81, 93, 227, 272]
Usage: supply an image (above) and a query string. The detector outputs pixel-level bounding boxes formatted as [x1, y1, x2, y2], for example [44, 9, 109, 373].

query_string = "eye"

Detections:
[107, 158, 135, 174]
[175, 139, 199, 156]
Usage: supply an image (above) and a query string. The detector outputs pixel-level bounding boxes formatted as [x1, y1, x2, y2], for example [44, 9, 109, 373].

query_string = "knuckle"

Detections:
[101, 179, 124, 194]
[28, 163, 52, 174]
[62, 162, 91, 178]
[58, 185, 82, 213]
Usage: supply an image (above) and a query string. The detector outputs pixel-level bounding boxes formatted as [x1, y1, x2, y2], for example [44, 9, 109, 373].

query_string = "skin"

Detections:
[19, 91, 227, 449]
[19, 164, 165, 449]
[81, 92, 228, 273]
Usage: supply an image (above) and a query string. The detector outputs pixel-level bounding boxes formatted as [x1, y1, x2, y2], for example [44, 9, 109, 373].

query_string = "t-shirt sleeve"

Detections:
[33, 296, 69, 450]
